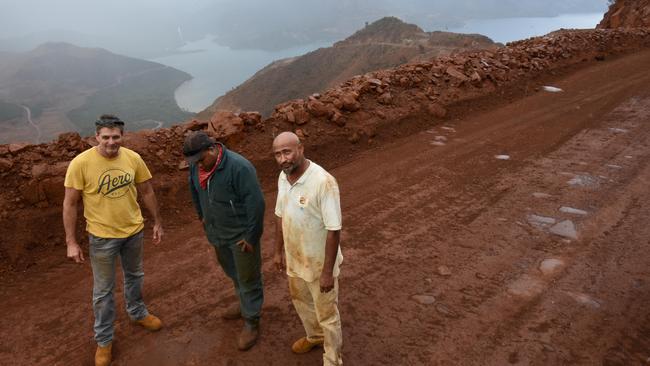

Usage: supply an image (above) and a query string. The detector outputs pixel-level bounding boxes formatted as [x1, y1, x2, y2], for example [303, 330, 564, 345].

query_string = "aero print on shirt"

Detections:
[97, 168, 133, 198]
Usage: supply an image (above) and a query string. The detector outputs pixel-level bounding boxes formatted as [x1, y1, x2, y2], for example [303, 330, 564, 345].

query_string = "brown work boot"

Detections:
[291, 337, 323, 354]
[237, 325, 259, 351]
[221, 303, 242, 320]
[134, 314, 163, 331]
[95, 343, 112, 366]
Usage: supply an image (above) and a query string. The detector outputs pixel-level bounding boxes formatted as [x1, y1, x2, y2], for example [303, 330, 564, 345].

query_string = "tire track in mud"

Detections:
[418, 95, 650, 365]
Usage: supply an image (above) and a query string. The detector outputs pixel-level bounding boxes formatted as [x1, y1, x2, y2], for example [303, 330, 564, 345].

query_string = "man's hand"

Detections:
[236, 239, 254, 253]
[320, 272, 334, 293]
[66, 242, 85, 263]
[152, 222, 164, 245]
[273, 252, 285, 273]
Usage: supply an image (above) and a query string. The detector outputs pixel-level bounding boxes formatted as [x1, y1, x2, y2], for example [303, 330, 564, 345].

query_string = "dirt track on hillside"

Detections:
[1, 50, 650, 365]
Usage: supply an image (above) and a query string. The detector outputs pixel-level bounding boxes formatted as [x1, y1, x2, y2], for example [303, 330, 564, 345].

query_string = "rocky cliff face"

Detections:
[598, 0, 650, 28]
[200, 17, 499, 118]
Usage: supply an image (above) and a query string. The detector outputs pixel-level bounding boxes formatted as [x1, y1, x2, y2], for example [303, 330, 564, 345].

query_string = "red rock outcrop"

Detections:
[598, 0, 650, 29]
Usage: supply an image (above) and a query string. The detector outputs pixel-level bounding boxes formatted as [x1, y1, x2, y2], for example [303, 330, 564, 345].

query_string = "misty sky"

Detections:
[1, 0, 610, 53]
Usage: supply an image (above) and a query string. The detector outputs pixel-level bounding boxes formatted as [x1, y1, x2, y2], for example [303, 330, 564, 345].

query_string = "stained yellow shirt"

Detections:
[275, 161, 343, 282]
[64, 147, 152, 238]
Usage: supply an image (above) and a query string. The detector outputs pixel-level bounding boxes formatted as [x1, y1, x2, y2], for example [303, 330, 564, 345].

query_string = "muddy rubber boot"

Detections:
[237, 325, 259, 351]
[291, 337, 323, 354]
[220, 303, 242, 320]
[134, 314, 163, 331]
[95, 343, 112, 366]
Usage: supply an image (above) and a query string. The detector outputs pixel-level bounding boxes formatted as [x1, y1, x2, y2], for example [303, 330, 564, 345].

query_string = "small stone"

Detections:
[31, 163, 49, 178]
[567, 175, 598, 187]
[412, 294, 436, 305]
[559, 206, 588, 215]
[495, 155, 510, 160]
[527, 214, 556, 227]
[542, 86, 563, 92]
[565, 291, 601, 308]
[608, 128, 628, 133]
[178, 160, 189, 170]
[549, 220, 578, 240]
[606, 164, 622, 169]
[295, 128, 306, 139]
[9, 143, 30, 154]
[539, 258, 565, 276]
[508, 275, 545, 297]
[542, 343, 556, 352]
[446, 66, 468, 81]
[475, 272, 487, 279]
[348, 132, 361, 144]
[0, 158, 13, 172]
[435, 304, 458, 317]
[437, 265, 452, 276]
[378, 92, 392, 104]
[430, 141, 446, 146]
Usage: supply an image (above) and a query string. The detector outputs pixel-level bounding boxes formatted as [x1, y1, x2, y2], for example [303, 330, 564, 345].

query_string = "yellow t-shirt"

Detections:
[64, 147, 152, 238]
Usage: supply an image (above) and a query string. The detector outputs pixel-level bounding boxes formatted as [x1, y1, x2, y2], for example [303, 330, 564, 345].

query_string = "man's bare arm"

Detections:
[320, 230, 340, 292]
[273, 215, 285, 272]
[137, 180, 164, 245]
[63, 187, 84, 263]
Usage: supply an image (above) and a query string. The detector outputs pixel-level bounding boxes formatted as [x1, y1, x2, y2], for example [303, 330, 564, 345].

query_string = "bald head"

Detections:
[272, 131, 306, 177]
[272, 131, 301, 149]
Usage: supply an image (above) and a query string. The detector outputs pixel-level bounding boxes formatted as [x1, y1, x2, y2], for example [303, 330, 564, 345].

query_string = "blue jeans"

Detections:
[89, 231, 148, 346]
[214, 241, 264, 328]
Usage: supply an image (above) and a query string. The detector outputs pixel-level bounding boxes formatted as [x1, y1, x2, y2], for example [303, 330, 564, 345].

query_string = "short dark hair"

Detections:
[95, 114, 125, 134]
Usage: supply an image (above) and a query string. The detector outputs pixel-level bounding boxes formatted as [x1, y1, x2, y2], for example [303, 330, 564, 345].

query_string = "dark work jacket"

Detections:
[188, 144, 265, 246]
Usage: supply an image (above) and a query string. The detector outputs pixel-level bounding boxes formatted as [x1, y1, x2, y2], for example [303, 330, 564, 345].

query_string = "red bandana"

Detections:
[198, 145, 223, 189]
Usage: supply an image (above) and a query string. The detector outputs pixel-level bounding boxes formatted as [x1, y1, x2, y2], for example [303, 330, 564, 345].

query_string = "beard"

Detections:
[281, 162, 298, 175]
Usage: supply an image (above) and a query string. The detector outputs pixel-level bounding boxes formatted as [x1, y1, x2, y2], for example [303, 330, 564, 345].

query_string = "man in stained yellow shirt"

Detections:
[272, 132, 344, 366]
[62, 114, 164, 366]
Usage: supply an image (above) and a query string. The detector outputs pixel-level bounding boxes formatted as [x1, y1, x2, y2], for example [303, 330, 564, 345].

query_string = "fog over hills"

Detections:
[0, 43, 192, 143]
[0, 0, 609, 57]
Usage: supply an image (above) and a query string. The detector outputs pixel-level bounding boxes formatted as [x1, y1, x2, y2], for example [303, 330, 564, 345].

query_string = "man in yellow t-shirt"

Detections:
[62, 114, 164, 366]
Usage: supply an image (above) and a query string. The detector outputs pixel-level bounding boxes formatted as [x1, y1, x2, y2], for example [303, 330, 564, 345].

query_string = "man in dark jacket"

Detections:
[183, 131, 265, 351]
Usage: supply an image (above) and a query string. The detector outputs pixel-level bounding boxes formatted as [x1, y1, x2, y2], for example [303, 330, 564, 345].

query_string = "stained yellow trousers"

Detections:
[288, 276, 343, 366]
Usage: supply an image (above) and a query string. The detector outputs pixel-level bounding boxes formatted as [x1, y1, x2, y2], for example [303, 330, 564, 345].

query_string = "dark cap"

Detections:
[183, 131, 215, 164]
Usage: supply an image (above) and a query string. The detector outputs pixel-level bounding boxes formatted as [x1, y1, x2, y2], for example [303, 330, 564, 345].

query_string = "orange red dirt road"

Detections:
[1, 50, 650, 365]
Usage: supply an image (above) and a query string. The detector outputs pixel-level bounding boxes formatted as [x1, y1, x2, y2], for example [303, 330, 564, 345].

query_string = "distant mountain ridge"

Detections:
[0, 42, 193, 143]
[199, 17, 500, 118]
